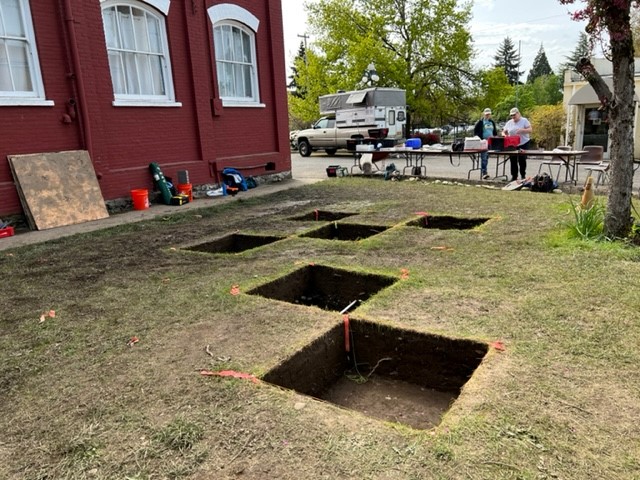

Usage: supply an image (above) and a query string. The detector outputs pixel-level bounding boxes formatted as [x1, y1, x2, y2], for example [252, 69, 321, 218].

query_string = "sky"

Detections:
[280, 0, 590, 80]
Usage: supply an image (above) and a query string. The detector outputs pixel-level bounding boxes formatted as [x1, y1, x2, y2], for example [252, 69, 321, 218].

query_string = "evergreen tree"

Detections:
[287, 42, 307, 98]
[561, 32, 590, 73]
[527, 45, 552, 83]
[493, 37, 522, 85]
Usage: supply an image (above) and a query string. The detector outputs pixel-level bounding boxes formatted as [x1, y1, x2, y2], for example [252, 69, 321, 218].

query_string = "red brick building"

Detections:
[0, 0, 291, 216]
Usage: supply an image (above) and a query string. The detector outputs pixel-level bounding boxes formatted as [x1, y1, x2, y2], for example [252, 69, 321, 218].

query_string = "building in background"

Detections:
[563, 57, 640, 159]
[0, 0, 290, 216]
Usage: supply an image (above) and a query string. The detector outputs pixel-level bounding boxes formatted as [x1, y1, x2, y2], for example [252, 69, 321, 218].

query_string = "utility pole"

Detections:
[297, 33, 309, 65]
[515, 40, 521, 108]
[297, 33, 309, 50]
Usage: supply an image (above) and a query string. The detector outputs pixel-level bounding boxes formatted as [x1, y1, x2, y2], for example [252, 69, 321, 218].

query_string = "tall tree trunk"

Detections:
[576, 2, 636, 238]
[606, 33, 635, 237]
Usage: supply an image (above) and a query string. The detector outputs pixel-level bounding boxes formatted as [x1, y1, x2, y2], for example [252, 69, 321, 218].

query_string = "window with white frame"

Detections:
[208, 5, 261, 106]
[0, 0, 51, 105]
[101, 0, 179, 106]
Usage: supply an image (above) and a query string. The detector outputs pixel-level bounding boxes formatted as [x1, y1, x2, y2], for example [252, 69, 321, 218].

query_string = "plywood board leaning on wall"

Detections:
[8, 150, 109, 230]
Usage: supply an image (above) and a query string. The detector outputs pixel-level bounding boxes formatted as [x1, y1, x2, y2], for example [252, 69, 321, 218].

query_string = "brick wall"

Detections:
[0, 0, 291, 217]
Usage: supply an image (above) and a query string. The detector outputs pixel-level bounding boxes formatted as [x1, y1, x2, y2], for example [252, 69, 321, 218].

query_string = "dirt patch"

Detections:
[288, 210, 357, 222]
[322, 374, 456, 430]
[300, 223, 389, 241]
[247, 264, 397, 311]
[407, 215, 489, 230]
[185, 233, 286, 254]
[263, 319, 488, 430]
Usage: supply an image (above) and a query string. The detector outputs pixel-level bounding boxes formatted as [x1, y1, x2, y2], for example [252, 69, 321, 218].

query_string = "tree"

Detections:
[288, 42, 307, 99]
[529, 74, 563, 105]
[560, 0, 636, 238]
[287, 49, 343, 129]
[561, 32, 590, 73]
[493, 37, 523, 85]
[300, 0, 475, 129]
[477, 67, 514, 115]
[494, 89, 535, 121]
[527, 45, 553, 83]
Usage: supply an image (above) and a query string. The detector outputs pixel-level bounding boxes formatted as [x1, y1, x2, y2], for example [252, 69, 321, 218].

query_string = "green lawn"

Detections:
[1, 177, 639, 479]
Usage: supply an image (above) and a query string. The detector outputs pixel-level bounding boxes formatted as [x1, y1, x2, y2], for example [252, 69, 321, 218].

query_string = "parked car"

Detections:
[450, 125, 474, 136]
[289, 130, 299, 150]
[295, 88, 407, 157]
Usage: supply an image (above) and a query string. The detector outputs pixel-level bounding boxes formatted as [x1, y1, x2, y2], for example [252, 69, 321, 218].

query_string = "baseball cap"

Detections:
[483, 108, 492, 115]
[509, 107, 520, 116]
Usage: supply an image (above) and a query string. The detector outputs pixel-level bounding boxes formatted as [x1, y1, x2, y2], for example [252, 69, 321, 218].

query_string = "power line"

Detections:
[297, 33, 309, 50]
[471, 14, 579, 34]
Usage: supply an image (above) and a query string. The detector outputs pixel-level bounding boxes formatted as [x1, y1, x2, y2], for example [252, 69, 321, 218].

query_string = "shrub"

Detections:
[530, 104, 566, 149]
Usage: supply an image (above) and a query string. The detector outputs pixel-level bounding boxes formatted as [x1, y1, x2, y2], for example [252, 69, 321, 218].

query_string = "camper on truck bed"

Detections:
[296, 88, 407, 157]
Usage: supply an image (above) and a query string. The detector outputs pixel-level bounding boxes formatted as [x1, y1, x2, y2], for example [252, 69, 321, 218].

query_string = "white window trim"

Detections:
[100, 0, 170, 17]
[222, 102, 265, 108]
[0, 0, 53, 106]
[0, 98, 53, 106]
[208, 4, 261, 108]
[101, 0, 180, 107]
[112, 99, 180, 107]
[208, 4, 259, 31]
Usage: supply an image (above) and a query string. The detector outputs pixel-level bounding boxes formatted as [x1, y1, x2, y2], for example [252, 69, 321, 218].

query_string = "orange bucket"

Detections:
[177, 183, 193, 202]
[131, 189, 149, 210]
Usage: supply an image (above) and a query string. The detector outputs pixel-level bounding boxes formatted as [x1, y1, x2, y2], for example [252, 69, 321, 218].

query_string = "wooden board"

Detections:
[8, 150, 109, 230]
[501, 180, 525, 191]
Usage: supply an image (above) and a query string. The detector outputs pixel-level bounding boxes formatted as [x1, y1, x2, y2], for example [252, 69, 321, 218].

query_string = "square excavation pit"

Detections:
[185, 233, 285, 254]
[288, 210, 356, 222]
[247, 264, 396, 312]
[300, 223, 388, 241]
[407, 215, 489, 230]
[262, 320, 488, 430]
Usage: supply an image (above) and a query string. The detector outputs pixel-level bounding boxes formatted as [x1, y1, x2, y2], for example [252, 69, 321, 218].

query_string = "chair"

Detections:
[583, 161, 610, 187]
[575, 145, 604, 180]
[538, 145, 572, 182]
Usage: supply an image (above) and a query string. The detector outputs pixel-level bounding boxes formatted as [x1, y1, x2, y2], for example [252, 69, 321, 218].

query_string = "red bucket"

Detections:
[177, 183, 193, 202]
[131, 189, 149, 210]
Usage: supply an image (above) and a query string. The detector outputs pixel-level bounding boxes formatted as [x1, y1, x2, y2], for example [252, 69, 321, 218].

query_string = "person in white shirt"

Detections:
[502, 107, 532, 181]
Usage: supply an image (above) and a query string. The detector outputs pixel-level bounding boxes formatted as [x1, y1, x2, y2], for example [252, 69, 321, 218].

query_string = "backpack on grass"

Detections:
[530, 172, 557, 193]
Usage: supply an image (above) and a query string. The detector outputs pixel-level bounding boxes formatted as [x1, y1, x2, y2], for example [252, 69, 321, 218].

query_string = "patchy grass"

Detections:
[1, 177, 640, 479]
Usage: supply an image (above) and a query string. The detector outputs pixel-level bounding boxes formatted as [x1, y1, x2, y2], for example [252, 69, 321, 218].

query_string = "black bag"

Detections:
[451, 140, 465, 152]
[531, 172, 556, 192]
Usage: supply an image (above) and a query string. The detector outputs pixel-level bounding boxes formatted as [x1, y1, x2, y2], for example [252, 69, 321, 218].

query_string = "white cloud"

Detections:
[473, 0, 496, 10]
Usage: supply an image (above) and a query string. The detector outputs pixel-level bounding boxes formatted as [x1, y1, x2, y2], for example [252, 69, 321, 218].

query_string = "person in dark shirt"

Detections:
[474, 108, 497, 179]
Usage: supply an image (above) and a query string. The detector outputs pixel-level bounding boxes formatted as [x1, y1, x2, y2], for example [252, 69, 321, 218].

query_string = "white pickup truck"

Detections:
[295, 88, 406, 157]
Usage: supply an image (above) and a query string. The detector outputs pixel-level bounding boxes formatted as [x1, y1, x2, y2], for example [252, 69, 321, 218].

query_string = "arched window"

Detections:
[101, 0, 179, 106]
[208, 4, 261, 106]
[0, 0, 52, 106]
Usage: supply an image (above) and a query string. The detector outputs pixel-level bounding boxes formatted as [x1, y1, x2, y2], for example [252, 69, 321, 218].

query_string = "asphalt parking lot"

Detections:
[290, 149, 626, 185]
